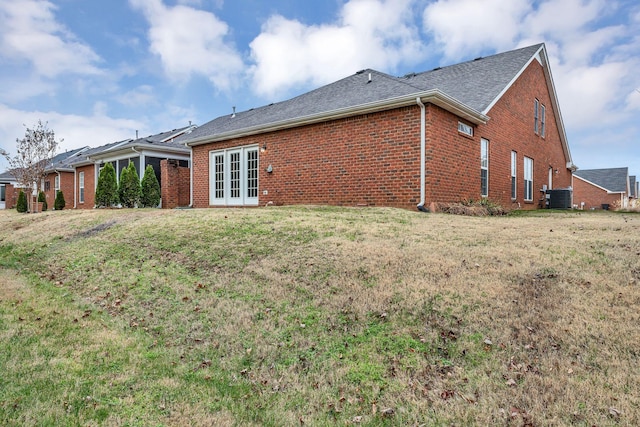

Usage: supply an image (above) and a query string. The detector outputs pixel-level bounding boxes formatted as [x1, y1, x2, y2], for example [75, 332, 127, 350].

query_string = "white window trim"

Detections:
[540, 104, 546, 137]
[480, 138, 489, 197]
[534, 99, 539, 134]
[54, 174, 60, 193]
[511, 151, 517, 200]
[458, 121, 473, 137]
[524, 157, 533, 202]
[209, 145, 259, 206]
[79, 171, 85, 203]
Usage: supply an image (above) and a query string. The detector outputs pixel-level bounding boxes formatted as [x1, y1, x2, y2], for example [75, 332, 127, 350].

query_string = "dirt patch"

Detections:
[68, 220, 118, 240]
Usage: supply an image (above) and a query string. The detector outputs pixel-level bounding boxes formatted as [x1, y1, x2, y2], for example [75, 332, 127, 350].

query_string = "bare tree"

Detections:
[1, 120, 62, 212]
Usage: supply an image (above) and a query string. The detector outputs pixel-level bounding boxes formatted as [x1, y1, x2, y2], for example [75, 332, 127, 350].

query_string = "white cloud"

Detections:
[249, 0, 425, 97]
[129, 0, 244, 91]
[116, 85, 157, 107]
[423, 0, 531, 61]
[0, 104, 144, 171]
[0, 0, 101, 78]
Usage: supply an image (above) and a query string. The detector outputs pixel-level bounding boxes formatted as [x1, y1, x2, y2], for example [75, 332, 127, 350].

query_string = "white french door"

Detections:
[209, 146, 259, 206]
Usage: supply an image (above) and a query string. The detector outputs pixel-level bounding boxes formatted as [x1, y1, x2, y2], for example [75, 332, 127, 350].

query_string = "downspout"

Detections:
[73, 169, 77, 209]
[416, 97, 428, 212]
[188, 144, 194, 207]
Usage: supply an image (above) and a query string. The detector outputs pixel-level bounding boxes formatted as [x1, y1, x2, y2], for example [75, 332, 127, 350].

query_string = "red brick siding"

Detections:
[475, 59, 572, 209]
[75, 165, 95, 209]
[192, 107, 422, 209]
[4, 184, 17, 209]
[572, 177, 622, 210]
[42, 171, 74, 210]
[161, 159, 191, 208]
[191, 59, 571, 210]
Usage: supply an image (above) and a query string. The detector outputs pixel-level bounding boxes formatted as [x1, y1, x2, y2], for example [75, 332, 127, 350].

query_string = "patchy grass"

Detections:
[1, 207, 640, 425]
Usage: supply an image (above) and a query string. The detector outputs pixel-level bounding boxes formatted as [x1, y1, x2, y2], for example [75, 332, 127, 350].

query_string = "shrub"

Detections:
[54, 190, 65, 210]
[95, 163, 119, 207]
[140, 165, 161, 208]
[118, 162, 141, 208]
[16, 190, 27, 213]
[38, 191, 47, 211]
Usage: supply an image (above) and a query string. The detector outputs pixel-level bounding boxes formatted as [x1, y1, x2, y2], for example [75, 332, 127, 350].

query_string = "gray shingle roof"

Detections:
[401, 44, 543, 113]
[574, 167, 629, 193]
[629, 176, 636, 198]
[185, 43, 544, 144]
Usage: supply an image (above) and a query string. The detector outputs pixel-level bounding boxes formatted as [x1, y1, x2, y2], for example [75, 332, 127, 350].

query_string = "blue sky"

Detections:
[1, 0, 639, 178]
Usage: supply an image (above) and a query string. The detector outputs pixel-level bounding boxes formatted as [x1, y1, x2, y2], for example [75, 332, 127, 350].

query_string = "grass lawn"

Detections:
[1, 207, 639, 426]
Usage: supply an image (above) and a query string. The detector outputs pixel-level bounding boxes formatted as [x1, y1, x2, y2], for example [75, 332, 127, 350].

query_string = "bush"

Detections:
[16, 190, 27, 213]
[54, 190, 65, 210]
[38, 191, 47, 211]
[118, 162, 141, 208]
[95, 163, 119, 207]
[140, 165, 161, 208]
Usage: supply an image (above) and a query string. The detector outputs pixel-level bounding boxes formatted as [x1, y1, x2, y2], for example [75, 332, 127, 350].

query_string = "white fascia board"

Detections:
[186, 91, 488, 147]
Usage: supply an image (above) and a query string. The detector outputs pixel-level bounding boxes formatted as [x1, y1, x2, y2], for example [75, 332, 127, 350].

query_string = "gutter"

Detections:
[188, 144, 194, 207]
[416, 97, 427, 212]
[186, 90, 488, 147]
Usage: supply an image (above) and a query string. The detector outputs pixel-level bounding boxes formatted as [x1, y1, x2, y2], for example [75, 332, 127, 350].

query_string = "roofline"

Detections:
[87, 144, 190, 160]
[572, 174, 627, 194]
[482, 44, 576, 171]
[186, 90, 489, 147]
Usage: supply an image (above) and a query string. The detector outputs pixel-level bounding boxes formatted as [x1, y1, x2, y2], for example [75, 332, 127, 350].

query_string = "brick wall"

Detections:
[572, 177, 622, 210]
[161, 159, 191, 208]
[191, 60, 571, 211]
[5, 184, 17, 209]
[192, 107, 422, 209]
[75, 165, 95, 209]
[42, 171, 74, 209]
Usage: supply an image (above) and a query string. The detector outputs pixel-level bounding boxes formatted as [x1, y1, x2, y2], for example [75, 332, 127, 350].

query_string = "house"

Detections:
[572, 167, 631, 210]
[184, 43, 575, 210]
[0, 170, 19, 210]
[41, 147, 91, 209]
[0, 148, 88, 210]
[69, 126, 195, 208]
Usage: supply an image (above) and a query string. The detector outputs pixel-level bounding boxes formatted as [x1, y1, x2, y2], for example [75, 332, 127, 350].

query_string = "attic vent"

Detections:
[231, 106, 236, 118]
[432, 67, 441, 71]
[474, 56, 483, 61]
[355, 69, 365, 74]
[403, 72, 417, 79]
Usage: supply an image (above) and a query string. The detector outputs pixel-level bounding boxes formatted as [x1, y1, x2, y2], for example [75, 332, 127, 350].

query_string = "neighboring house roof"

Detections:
[0, 170, 18, 184]
[573, 167, 629, 193]
[44, 146, 91, 172]
[184, 43, 573, 169]
[629, 176, 636, 198]
[70, 125, 196, 166]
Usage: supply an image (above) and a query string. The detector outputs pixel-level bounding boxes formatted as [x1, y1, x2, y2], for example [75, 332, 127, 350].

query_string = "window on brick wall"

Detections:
[79, 172, 85, 203]
[54, 175, 60, 193]
[209, 145, 259, 206]
[44, 181, 51, 191]
[540, 104, 546, 137]
[511, 151, 517, 199]
[458, 121, 473, 136]
[524, 157, 533, 201]
[480, 138, 489, 197]
[534, 99, 539, 134]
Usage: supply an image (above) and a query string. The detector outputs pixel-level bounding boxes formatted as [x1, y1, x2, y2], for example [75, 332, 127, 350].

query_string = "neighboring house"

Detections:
[0, 148, 88, 210]
[0, 170, 19, 210]
[41, 147, 91, 209]
[184, 43, 575, 210]
[69, 126, 195, 208]
[572, 167, 631, 210]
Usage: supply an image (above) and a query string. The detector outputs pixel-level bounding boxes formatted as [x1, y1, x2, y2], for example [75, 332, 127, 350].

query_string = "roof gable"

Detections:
[574, 167, 629, 193]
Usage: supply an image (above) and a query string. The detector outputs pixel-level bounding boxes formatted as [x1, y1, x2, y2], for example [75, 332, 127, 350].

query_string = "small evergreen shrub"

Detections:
[118, 162, 141, 208]
[38, 191, 47, 211]
[16, 190, 27, 213]
[95, 163, 119, 207]
[54, 190, 65, 210]
[140, 165, 161, 208]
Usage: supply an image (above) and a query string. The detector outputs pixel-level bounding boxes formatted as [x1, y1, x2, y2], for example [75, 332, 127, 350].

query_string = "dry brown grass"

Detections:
[1, 207, 639, 425]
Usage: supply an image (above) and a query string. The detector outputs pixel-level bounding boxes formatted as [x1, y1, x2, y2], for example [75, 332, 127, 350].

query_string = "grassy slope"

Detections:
[0, 207, 639, 426]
